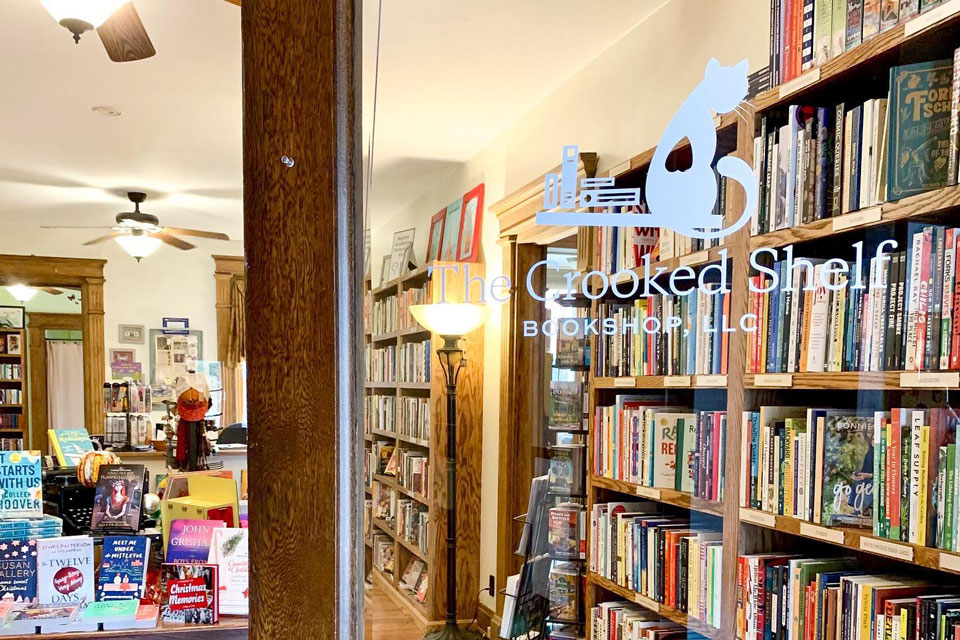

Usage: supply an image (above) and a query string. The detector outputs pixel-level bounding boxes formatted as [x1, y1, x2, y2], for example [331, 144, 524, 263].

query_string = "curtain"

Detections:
[46, 340, 84, 430]
[227, 276, 246, 366]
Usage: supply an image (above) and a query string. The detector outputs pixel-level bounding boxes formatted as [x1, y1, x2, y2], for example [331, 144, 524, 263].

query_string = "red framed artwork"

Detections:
[456, 183, 484, 262]
[427, 208, 446, 263]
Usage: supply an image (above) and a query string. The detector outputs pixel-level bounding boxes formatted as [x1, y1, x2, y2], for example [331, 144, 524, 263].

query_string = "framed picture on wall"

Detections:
[0, 306, 24, 330]
[457, 184, 484, 262]
[118, 324, 145, 344]
[426, 209, 446, 263]
[6, 335, 21, 355]
[439, 198, 462, 261]
[110, 349, 135, 364]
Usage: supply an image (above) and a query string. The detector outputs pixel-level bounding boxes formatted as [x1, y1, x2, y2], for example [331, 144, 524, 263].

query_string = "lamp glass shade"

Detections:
[409, 303, 488, 337]
[5, 285, 37, 302]
[115, 234, 161, 260]
[39, 0, 127, 27]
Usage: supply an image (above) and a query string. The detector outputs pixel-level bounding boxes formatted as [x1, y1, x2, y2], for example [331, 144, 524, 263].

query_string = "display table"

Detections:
[4, 616, 248, 639]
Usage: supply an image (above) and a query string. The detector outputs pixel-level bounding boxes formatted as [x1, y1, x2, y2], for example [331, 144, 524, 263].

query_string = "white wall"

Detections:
[370, 0, 768, 610]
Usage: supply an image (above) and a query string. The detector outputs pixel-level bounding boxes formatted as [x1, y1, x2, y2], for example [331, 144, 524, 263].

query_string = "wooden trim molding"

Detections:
[26, 313, 83, 452]
[242, 0, 362, 636]
[0, 254, 105, 437]
[213, 255, 245, 426]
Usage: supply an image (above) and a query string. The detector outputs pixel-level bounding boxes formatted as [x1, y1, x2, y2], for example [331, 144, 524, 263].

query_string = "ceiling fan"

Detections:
[38, 0, 241, 63]
[42, 191, 231, 261]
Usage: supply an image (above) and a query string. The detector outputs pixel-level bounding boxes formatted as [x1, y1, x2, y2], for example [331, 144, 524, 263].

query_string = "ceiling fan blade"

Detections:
[161, 227, 231, 241]
[40, 226, 115, 230]
[83, 232, 125, 246]
[151, 232, 196, 251]
[38, 288, 64, 296]
[97, 3, 156, 63]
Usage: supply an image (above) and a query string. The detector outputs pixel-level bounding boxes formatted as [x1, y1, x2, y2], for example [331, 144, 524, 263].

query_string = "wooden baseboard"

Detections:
[477, 601, 500, 637]
[368, 569, 472, 631]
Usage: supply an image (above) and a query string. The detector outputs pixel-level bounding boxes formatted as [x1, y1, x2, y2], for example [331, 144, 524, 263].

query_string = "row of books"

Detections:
[398, 283, 429, 332]
[767, 0, 933, 88]
[398, 339, 431, 383]
[372, 533, 394, 577]
[0, 415, 19, 430]
[370, 441, 395, 476]
[594, 292, 731, 378]
[739, 407, 874, 527]
[753, 57, 958, 236]
[736, 553, 960, 640]
[591, 601, 711, 640]
[593, 401, 727, 501]
[0, 438, 24, 451]
[102, 381, 151, 414]
[396, 498, 428, 552]
[588, 505, 723, 630]
[872, 407, 958, 549]
[104, 414, 150, 448]
[0, 364, 21, 380]
[398, 557, 428, 603]
[0, 389, 21, 405]
[364, 394, 395, 433]
[372, 295, 397, 335]
[373, 482, 396, 527]
[398, 396, 430, 441]
[595, 206, 658, 275]
[395, 449, 428, 498]
[365, 345, 396, 383]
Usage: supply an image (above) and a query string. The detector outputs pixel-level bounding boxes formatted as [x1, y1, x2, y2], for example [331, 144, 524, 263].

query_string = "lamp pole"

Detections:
[426, 335, 480, 640]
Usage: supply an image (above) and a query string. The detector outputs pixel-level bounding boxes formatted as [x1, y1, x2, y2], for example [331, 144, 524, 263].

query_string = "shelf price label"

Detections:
[754, 374, 793, 388]
[697, 375, 727, 387]
[799, 522, 845, 545]
[635, 486, 661, 500]
[859, 537, 914, 562]
[614, 377, 636, 387]
[678, 251, 710, 267]
[739, 508, 776, 528]
[899, 372, 960, 388]
[832, 206, 882, 232]
[663, 376, 692, 388]
[778, 68, 821, 99]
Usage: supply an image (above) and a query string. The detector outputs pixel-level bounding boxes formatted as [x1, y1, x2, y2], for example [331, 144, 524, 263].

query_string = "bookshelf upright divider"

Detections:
[364, 261, 483, 630]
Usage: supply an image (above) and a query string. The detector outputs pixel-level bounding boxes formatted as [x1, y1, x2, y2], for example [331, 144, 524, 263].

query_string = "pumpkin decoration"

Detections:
[76, 450, 121, 488]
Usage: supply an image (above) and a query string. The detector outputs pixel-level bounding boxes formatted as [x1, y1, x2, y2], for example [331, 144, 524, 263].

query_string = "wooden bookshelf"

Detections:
[0, 328, 26, 443]
[363, 261, 484, 630]
[578, 10, 960, 639]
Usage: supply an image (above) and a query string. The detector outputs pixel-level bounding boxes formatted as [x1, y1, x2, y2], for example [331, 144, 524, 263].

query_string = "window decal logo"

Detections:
[535, 58, 757, 241]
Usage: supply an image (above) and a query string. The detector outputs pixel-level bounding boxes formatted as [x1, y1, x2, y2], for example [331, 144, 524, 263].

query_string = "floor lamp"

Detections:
[409, 302, 488, 640]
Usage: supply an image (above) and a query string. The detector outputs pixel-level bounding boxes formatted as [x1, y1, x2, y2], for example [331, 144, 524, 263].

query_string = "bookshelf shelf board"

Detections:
[591, 475, 723, 517]
[372, 280, 399, 297]
[738, 508, 960, 575]
[587, 572, 721, 640]
[396, 533, 430, 563]
[372, 516, 396, 540]
[744, 371, 902, 390]
[365, 537, 372, 548]
[0, 379, 21, 384]
[0, 405, 22, 409]
[749, 184, 960, 252]
[394, 432, 430, 448]
[370, 428, 397, 439]
[364, 382, 397, 391]
[0, 354, 21, 360]
[372, 331, 399, 343]
[593, 376, 729, 391]
[398, 325, 429, 337]
[595, 245, 728, 290]
[755, 6, 960, 110]
[374, 473, 430, 507]
[399, 381, 431, 391]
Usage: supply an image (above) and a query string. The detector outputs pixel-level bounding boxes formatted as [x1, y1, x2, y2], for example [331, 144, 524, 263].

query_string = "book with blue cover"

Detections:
[98, 536, 151, 601]
[47, 429, 94, 468]
[0, 451, 42, 520]
[0, 538, 37, 604]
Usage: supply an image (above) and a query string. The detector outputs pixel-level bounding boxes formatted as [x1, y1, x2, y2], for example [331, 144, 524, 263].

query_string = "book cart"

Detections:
[364, 261, 484, 631]
[583, 7, 960, 640]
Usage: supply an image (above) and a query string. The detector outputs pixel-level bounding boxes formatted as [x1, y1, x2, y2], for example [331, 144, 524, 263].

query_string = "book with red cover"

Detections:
[160, 563, 219, 625]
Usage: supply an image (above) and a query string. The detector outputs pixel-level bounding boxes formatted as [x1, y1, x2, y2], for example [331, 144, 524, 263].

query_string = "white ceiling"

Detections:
[0, 0, 664, 244]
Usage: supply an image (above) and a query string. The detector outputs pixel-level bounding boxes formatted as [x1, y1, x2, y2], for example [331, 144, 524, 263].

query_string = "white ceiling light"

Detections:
[115, 232, 161, 262]
[5, 285, 38, 302]
[39, 0, 128, 43]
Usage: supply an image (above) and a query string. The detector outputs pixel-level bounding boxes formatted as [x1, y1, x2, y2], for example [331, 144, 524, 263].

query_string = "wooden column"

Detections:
[242, 0, 362, 638]
[80, 276, 105, 435]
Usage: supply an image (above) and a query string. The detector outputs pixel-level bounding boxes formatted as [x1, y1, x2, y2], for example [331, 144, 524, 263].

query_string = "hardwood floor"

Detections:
[365, 582, 423, 640]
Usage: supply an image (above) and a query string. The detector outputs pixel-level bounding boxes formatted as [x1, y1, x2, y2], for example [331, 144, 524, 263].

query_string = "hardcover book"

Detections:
[887, 59, 953, 200]
[548, 381, 582, 431]
[207, 528, 248, 615]
[91, 464, 146, 533]
[0, 451, 42, 520]
[820, 413, 874, 527]
[47, 429, 94, 468]
[36, 536, 94, 605]
[160, 563, 219, 624]
[98, 536, 151, 601]
[166, 520, 226, 564]
[0, 538, 36, 604]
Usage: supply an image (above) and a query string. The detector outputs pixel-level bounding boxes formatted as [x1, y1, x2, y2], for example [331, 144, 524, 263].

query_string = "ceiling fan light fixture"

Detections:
[5, 285, 38, 302]
[115, 232, 161, 262]
[40, 0, 128, 42]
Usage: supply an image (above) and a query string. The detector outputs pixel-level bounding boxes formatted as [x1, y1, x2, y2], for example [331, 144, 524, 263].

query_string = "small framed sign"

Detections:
[0, 306, 24, 330]
[118, 324, 145, 345]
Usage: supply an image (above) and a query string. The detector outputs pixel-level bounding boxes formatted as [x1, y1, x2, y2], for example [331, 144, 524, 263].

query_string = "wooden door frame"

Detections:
[26, 313, 83, 452]
[0, 255, 106, 440]
[213, 254, 245, 426]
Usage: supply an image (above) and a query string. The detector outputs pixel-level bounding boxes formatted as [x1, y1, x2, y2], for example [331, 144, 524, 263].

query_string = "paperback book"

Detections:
[90, 464, 146, 533]
[36, 536, 94, 605]
[0, 452, 42, 520]
[0, 538, 36, 604]
[207, 528, 248, 615]
[97, 536, 150, 601]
